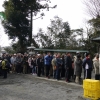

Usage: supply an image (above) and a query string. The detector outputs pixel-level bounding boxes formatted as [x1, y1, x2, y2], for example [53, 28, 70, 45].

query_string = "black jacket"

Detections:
[83, 57, 93, 70]
[65, 56, 72, 69]
[37, 58, 42, 67]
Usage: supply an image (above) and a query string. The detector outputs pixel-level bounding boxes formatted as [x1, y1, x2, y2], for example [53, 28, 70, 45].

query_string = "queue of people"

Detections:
[0, 52, 100, 85]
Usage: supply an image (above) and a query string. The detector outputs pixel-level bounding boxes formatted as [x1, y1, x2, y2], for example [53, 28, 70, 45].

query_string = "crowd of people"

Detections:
[0, 52, 100, 84]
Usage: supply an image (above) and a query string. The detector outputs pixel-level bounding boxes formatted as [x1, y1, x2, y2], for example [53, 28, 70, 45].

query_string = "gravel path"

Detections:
[0, 73, 88, 100]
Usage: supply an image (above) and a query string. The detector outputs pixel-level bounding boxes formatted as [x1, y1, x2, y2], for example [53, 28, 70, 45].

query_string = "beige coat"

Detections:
[51, 58, 56, 70]
[93, 59, 99, 74]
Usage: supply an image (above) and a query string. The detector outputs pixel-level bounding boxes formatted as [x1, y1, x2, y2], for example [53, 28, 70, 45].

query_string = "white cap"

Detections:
[14, 53, 16, 55]
[37, 54, 41, 56]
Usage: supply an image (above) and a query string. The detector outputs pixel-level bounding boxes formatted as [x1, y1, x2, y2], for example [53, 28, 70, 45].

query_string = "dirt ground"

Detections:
[0, 74, 87, 100]
[0, 73, 88, 100]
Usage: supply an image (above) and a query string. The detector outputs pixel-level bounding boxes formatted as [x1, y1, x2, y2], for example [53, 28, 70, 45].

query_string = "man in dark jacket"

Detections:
[65, 52, 72, 82]
[37, 54, 42, 77]
[83, 53, 93, 79]
[56, 53, 62, 80]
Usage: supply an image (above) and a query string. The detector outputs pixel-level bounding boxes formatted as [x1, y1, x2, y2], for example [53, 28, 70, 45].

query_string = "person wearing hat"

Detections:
[83, 53, 93, 79]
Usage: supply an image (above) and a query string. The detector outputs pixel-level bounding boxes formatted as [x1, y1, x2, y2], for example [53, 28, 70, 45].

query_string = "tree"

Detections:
[84, 0, 100, 18]
[4, 46, 15, 54]
[83, 0, 100, 54]
[2, 0, 56, 53]
[84, 0, 100, 34]
[35, 16, 72, 49]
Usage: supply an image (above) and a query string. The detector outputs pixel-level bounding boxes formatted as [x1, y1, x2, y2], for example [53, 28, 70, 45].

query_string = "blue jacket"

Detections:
[44, 55, 52, 65]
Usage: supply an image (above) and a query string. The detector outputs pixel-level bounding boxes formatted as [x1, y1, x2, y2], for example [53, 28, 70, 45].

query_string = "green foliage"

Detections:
[4, 46, 15, 54]
[2, 0, 56, 52]
[35, 16, 84, 49]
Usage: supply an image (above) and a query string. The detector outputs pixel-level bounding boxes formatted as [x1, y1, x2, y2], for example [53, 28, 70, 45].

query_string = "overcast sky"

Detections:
[0, 0, 91, 47]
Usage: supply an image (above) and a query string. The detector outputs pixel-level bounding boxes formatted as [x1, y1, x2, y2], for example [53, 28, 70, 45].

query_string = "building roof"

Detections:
[92, 37, 100, 43]
[34, 48, 88, 53]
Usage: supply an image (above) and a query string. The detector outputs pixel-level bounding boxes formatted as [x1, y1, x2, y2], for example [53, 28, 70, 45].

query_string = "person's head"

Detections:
[66, 52, 71, 56]
[96, 54, 99, 59]
[77, 54, 81, 59]
[37, 54, 41, 58]
[13, 53, 16, 57]
[53, 55, 56, 58]
[57, 53, 61, 58]
[61, 54, 65, 58]
[76, 51, 80, 55]
[47, 52, 51, 56]
[86, 53, 90, 58]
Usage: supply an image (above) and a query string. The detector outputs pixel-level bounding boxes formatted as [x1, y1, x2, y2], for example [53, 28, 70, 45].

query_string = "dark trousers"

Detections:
[45, 65, 50, 77]
[65, 68, 71, 81]
[0, 67, 2, 76]
[27, 66, 30, 74]
[3, 69, 7, 78]
[85, 69, 92, 79]
[37, 67, 41, 77]
[30, 68, 32, 73]
[16, 64, 21, 73]
[41, 65, 44, 75]
[56, 68, 61, 80]
[53, 70, 56, 79]
[61, 67, 65, 77]
[84, 69, 86, 79]
[95, 74, 100, 80]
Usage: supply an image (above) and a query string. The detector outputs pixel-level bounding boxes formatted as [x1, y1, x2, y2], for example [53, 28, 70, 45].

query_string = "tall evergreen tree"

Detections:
[2, 0, 56, 53]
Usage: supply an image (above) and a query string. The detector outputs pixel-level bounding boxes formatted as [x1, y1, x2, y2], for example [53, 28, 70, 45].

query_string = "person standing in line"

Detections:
[50, 54, 53, 77]
[56, 53, 62, 80]
[93, 54, 100, 80]
[23, 53, 28, 74]
[10, 54, 16, 73]
[83, 53, 93, 79]
[32, 56, 36, 75]
[65, 52, 72, 82]
[41, 54, 45, 76]
[43, 53, 46, 75]
[37, 54, 42, 77]
[61, 54, 65, 78]
[44, 52, 52, 78]
[28, 55, 33, 74]
[75, 55, 83, 84]
[16, 54, 22, 74]
[82, 53, 87, 79]
[2, 59, 9, 79]
[51, 55, 57, 79]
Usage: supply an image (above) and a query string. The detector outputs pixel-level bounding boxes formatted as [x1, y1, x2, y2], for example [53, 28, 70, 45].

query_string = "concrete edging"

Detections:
[35, 76, 82, 87]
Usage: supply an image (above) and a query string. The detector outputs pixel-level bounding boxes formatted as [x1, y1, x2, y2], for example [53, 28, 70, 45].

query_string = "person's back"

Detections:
[83, 53, 93, 79]
[93, 55, 100, 80]
[52, 58, 56, 69]
[44, 55, 51, 65]
[2, 59, 8, 79]
[44, 53, 52, 78]
[65, 52, 72, 82]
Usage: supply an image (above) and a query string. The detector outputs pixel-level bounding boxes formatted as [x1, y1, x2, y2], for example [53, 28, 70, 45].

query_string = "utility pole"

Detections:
[30, 7, 33, 46]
